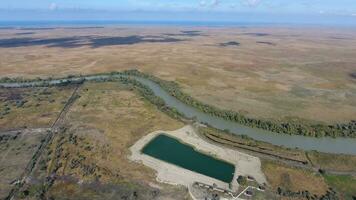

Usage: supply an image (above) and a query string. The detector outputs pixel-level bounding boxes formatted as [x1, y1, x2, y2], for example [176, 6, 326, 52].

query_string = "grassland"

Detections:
[199, 126, 356, 199]
[0, 129, 48, 199]
[323, 174, 356, 200]
[0, 80, 354, 199]
[0, 86, 75, 130]
[261, 160, 328, 196]
[0, 26, 355, 199]
[198, 127, 308, 164]
[15, 82, 190, 199]
[0, 26, 355, 124]
[307, 151, 356, 172]
[63, 82, 183, 181]
[261, 160, 356, 199]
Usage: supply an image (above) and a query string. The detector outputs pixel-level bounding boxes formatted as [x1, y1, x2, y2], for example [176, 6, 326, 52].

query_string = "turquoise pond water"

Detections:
[141, 134, 235, 183]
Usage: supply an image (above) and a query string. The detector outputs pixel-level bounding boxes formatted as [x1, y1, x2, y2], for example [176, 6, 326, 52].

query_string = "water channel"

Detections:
[1, 74, 355, 154]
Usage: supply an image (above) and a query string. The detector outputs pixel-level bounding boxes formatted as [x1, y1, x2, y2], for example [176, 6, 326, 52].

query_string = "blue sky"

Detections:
[0, 0, 355, 24]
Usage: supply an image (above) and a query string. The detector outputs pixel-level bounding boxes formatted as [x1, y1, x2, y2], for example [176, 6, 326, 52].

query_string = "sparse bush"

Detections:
[237, 175, 247, 186]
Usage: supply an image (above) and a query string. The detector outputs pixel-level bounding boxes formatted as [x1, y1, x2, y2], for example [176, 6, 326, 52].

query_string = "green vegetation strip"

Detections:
[323, 175, 356, 200]
[0, 70, 355, 138]
[123, 70, 356, 138]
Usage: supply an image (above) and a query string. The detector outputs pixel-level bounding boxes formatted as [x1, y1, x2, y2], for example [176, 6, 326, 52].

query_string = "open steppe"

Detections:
[0, 26, 355, 124]
[0, 76, 354, 199]
[0, 128, 48, 199]
[0, 25, 355, 200]
[0, 86, 75, 131]
[3, 82, 190, 200]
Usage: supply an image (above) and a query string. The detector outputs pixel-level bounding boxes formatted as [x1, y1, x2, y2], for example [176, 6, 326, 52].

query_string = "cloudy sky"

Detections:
[0, 0, 355, 24]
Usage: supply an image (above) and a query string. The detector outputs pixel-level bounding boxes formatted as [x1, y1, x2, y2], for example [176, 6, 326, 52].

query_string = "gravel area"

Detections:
[128, 125, 267, 193]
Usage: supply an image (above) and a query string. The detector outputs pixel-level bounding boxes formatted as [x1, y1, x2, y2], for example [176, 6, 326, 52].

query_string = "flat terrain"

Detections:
[0, 86, 75, 131]
[323, 174, 356, 200]
[307, 151, 356, 173]
[0, 26, 355, 200]
[15, 82, 190, 199]
[261, 160, 329, 196]
[129, 125, 266, 191]
[0, 26, 355, 124]
[0, 80, 354, 199]
[0, 128, 48, 199]
[63, 82, 184, 183]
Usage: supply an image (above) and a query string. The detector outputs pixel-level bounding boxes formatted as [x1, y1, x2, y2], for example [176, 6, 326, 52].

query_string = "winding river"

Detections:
[1, 75, 356, 155]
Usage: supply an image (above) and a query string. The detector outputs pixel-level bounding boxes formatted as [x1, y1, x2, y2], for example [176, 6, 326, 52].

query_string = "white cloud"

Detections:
[243, 0, 261, 7]
[49, 2, 58, 11]
[198, 0, 261, 8]
[211, 0, 220, 7]
[199, 0, 220, 7]
[229, 3, 237, 9]
[198, 0, 264, 9]
[199, 0, 207, 7]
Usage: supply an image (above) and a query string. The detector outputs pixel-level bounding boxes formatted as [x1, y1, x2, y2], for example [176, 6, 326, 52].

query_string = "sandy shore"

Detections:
[128, 125, 266, 192]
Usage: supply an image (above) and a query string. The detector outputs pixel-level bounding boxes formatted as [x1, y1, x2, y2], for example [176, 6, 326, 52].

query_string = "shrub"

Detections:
[237, 175, 247, 186]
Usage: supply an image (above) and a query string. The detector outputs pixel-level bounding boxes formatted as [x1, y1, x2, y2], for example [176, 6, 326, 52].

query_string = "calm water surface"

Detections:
[142, 134, 235, 183]
[1, 75, 356, 155]
[135, 77, 356, 155]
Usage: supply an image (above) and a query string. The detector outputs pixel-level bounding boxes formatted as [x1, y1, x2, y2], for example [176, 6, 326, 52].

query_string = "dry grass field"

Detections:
[0, 80, 353, 199]
[62, 82, 183, 183]
[199, 127, 309, 163]
[307, 151, 356, 172]
[0, 26, 355, 124]
[16, 82, 189, 199]
[0, 25, 355, 199]
[261, 160, 329, 196]
[0, 86, 75, 131]
[323, 174, 356, 200]
[0, 129, 48, 199]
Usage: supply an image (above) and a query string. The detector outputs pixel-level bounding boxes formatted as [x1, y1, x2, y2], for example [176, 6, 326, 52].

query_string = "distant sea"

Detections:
[0, 20, 354, 28]
[0, 20, 332, 28]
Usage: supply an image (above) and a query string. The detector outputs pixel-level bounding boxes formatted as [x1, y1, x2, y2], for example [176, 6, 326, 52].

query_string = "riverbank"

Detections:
[129, 125, 267, 191]
[1, 74, 354, 199]
[123, 70, 356, 138]
[0, 71, 356, 155]
[1, 70, 355, 138]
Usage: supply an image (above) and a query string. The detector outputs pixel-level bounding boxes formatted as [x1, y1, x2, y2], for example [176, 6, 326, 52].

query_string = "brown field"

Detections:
[16, 82, 189, 199]
[0, 26, 355, 124]
[0, 129, 48, 199]
[261, 160, 329, 196]
[307, 151, 356, 173]
[0, 86, 75, 131]
[61, 82, 183, 183]
[198, 127, 308, 164]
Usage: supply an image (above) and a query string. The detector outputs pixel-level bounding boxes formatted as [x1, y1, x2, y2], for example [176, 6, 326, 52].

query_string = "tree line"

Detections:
[1, 70, 355, 138]
[122, 69, 356, 138]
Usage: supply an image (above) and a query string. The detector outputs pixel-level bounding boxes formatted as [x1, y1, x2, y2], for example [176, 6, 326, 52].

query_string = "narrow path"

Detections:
[0, 73, 355, 155]
[1, 76, 355, 175]
[5, 84, 82, 200]
[51, 84, 81, 129]
[305, 151, 314, 167]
